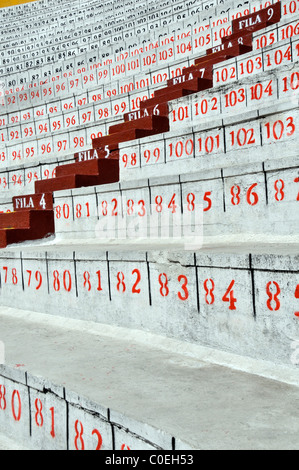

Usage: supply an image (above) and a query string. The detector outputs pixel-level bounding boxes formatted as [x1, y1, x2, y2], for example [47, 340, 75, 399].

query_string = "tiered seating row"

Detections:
[1, 34, 299, 171]
[0, 363, 183, 450]
[120, 100, 299, 180]
[0, 0, 251, 84]
[3, 12, 299, 104]
[0, 0, 221, 60]
[52, 154, 299, 241]
[0, 2, 293, 249]
[0, 0, 298, 452]
[1, 0, 289, 80]
[0, 248, 298, 368]
[1, 0, 293, 92]
[0, 75, 297, 199]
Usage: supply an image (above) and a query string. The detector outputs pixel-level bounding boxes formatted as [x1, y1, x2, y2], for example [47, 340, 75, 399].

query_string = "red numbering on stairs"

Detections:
[295, 285, 299, 318]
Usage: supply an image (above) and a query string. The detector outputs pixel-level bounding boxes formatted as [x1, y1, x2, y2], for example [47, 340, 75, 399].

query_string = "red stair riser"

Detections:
[207, 34, 253, 55]
[55, 159, 103, 178]
[154, 78, 212, 98]
[109, 115, 169, 134]
[35, 162, 119, 193]
[0, 211, 31, 230]
[194, 44, 251, 67]
[92, 127, 169, 148]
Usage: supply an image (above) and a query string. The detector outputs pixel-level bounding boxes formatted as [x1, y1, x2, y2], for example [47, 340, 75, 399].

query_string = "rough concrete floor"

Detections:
[0, 306, 298, 450]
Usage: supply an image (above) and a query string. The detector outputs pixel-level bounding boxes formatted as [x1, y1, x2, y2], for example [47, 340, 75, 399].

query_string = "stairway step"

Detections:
[92, 127, 168, 149]
[194, 44, 252, 67]
[206, 33, 253, 55]
[180, 58, 227, 79]
[139, 87, 197, 109]
[109, 115, 169, 134]
[0, 210, 31, 230]
[228, 23, 268, 42]
[35, 161, 119, 193]
[0, 210, 54, 248]
[55, 159, 104, 178]
[154, 77, 212, 98]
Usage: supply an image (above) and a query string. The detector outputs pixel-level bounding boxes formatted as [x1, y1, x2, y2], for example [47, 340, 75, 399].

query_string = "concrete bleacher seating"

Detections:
[0, 0, 298, 450]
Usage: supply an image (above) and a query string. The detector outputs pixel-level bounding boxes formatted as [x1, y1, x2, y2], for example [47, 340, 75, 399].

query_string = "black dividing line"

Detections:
[149, 181, 153, 215]
[194, 253, 200, 314]
[119, 183, 124, 219]
[146, 252, 152, 307]
[73, 252, 78, 298]
[111, 418, 115, 451]
[66, 398, 69, 451]
[259, 120, 263, 147]
[71, 192, 75, 222]
[179, 175, 183, 214]
[106, 252, 112, 302]
[20, 252, 24, 291]
[263, 162, 268, 205]
[192, 130, 195, 160]
[221, 168, 226, 213]
[163, 133, 167, 165]
[222, 122, 226, 154]
[27, 376, 32, 437]
[45, 251, 50, 295]
[94, 187, 99, 220]
[249, 254, 256, 319]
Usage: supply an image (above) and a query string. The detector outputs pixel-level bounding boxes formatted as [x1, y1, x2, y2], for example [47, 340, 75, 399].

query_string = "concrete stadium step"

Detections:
[152, 78, 213, 107]
[52, 155, 299, 242]
[108, 115, 169, 135]
[194, 44, 253, 68]
[0, 243, 297, 368]
[168, 63, 299, 132]
[0, 305, 298, 450]
[0, 210, 54, 249]
[139, 87, 205, 110]
[120, 103, 299, 182]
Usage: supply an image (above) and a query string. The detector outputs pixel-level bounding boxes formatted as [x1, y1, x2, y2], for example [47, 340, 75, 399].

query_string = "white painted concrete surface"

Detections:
[0, 306, 298, 450]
